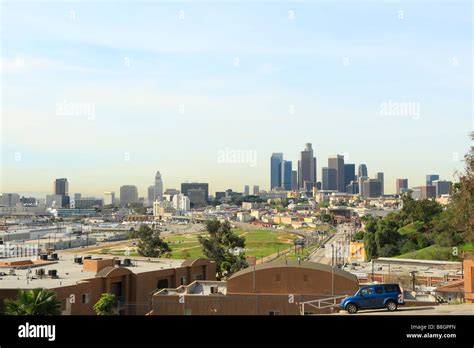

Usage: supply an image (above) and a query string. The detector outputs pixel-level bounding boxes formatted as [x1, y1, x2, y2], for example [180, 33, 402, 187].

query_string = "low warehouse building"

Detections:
[151, 261, 359, 315]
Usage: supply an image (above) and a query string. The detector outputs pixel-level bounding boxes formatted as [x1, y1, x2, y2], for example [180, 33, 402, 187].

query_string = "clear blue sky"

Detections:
[1, 0, 472, 197]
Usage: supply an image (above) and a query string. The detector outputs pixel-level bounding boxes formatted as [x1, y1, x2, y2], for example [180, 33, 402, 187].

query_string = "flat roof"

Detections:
[0, 253, 185, 290]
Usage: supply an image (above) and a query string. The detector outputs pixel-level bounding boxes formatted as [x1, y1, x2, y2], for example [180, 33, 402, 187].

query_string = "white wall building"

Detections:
[103, 191, 115, 206]
[172, 194, 190, 212]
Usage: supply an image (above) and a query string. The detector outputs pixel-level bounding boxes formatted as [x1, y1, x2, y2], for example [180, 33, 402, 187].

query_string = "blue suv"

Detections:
[340, 284, 404, 314]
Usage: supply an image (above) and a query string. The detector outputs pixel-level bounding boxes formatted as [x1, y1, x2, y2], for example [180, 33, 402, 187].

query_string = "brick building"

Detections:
[151, 261, 359, 315]
[0, 255, 215, 315]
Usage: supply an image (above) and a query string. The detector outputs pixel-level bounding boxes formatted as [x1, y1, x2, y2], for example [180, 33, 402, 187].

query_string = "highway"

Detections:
[309, 223, 352, 265]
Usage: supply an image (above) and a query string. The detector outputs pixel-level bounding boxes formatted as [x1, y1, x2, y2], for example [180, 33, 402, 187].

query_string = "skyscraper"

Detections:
[322, 167, 337, 191]
[54, 178, 69, 196]
[298, 143, 317, 191]
[291, 170, 298, 190]
[147, 185, 155, 205]
[181, 183, 209, 202]
[432, 180, 452, 196]
[396, 179, 408, 195]
[376, 172, 384, 195]
[358, 164, 368, 178]
[154, 171, 163, 202]
[253, 185, 260, 195]
[328, 155, 345, 192]
[54, 178, 69, 207]
[344, 164, 356, 189]
[244, 185, 250, 196]
[358, 176, 369, 197]
[270, 153, 283, 190]
[120, 185, 138, 205]
[426, 174, 440, 186]
[282, 160, 292, 190]
[362, 179, 382, 198]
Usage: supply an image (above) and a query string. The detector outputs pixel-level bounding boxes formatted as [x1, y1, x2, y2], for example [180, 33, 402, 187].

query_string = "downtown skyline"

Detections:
[1, 1, 471, 197]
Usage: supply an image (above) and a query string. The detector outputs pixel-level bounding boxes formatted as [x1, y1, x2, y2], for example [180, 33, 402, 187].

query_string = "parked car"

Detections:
[340, 283, 404, 314]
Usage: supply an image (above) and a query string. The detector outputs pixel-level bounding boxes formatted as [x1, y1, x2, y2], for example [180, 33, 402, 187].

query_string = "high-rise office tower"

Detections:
[291, 171, 298, 190]
[74, 193, 81, 201]
[328, 155, 345, 192]
[358, 164, 368, 178]
[244, 185, 250, 196]
[358, 176, 369, 197]
[181, 183, 209, 202]
[120, 185, 138, 205]
[362, 179, 382, 198]
[154, 171, 163, 202]
[346, 181, 359, 194]
[282, 160, 292, 190]
[253, 185, 260, 195]
[426, 174, 440, 186]
[396, 179, 409, 195]
[322, 167, 337, 190]
[270, 153, 283, 189]
[432, 180, 452, 196]
[376, 172, 384, 195]
[418, 185, 437, 199]
[344, 164, 356, 189]
[54, 178, 69, 207]
[297, 143, 317, 191]
[147, 185, 155, 205]
[187, 188, 207, 206]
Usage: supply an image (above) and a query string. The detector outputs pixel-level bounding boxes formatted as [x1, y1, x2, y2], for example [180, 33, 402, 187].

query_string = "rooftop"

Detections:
[0, 253, 185, 290]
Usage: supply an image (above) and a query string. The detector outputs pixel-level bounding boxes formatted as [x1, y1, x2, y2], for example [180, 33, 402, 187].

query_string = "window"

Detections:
[384, 284, 399, 293]
[303, 274, 309, 282]
[194, 274, 203, 281]
[360, 288, 374, 296]
[269, 311, 280, 316]
[275, 273, 281, 281]
[374, 287, 383, 294]
[82, 293, 90, 304]
[180, 277, 187, 285]
[157, 279, 169, 289]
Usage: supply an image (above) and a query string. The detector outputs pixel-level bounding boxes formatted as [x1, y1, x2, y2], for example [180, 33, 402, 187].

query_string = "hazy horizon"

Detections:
[1, 1, 472, 197]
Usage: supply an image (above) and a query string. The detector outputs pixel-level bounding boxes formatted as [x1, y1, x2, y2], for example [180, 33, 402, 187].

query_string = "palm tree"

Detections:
[3, 288, 62, 315]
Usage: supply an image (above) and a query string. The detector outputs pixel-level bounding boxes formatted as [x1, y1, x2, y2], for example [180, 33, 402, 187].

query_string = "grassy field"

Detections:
[100, 228, 298, 260]
[164, 228, 296, 260]
[396, 242, 474, 261]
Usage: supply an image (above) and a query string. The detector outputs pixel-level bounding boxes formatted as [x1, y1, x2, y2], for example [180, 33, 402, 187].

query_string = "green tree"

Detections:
[198, 220, 247, 280]
[93, 293, 117, 315]
[136, 225, 170, 258]
[4, 288, 61, 315]
[440, 132, 473, 242]
[363, 217, 378, 260]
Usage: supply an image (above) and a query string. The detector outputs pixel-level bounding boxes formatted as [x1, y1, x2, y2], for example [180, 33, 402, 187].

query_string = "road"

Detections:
[309, 223, 351, 265]
[336, 303, 474, 315]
